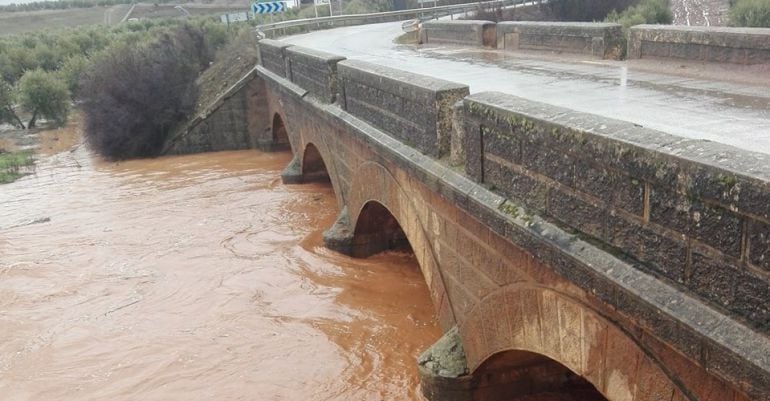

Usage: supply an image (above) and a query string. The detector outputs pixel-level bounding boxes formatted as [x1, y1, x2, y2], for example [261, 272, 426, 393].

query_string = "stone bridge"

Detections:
[165, 27, 770, 401]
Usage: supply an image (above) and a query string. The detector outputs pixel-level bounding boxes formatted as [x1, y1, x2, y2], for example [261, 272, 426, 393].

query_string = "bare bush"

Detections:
[79, 25, 212, 160]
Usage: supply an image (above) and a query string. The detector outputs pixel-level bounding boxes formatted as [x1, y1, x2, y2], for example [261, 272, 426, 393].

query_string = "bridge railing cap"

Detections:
[465, 91, 770, 183]
[497, 21, 621, 28]
[338, 59, 469, 93]
[422, 19, 496, 26]
[629, 24, 770, 35]
[258, 38, 292, 49]
[286, 45, 346, 63]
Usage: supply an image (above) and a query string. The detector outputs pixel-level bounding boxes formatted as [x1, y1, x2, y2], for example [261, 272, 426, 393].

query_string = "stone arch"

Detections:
[301, 143, 330, 183]
[271, 113, 290, 150]
[347, 161, 456, 330]
[349, 200, 412, 257]
[462, 285, 689, 401]
[471, 349, 608, 401]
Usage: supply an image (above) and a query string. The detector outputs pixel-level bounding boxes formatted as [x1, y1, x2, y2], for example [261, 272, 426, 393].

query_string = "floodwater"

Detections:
[0, 126, 440, 400]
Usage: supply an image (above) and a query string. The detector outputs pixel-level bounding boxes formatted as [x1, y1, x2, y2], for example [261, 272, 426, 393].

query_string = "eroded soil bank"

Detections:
[0, 130, 440, 400]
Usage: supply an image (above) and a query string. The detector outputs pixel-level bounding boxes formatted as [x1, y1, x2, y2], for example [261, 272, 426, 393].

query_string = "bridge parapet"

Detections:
[249, 40, 770, 400]
[628, 24, 770, 64]
[419, 20, 497, 48]
[338, 59, 469, 157]
[496, 21, 623, 59]
[418, 20, 623, 59]
[285, 46, 345, 103]
[459, 91, 770, 333]
[258, 38, 291, 77]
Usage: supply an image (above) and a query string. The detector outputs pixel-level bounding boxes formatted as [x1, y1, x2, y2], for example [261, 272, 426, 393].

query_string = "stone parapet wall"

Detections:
[419, 20, 497, 48]
[337, 59, 469, 157]
[459, 91, 770, 333]
[285, 46, 345, 103]
[628, 24, 770, 64]
[163, 69, 265, 155]
[496, 21, 623, 59]
[258, 38, 291, 77]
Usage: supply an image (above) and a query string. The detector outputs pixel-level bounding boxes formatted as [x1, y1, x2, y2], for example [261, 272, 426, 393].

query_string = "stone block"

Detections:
[628, 25, 770, 65]
[749, 219, 770, 272]
[547, 189, 607, 240]
[285, 46, 345, 103]
[496, 21, 623, 59]
[650, 187, 742, 257]
[258, 38, 291, 77]
[420, 20, 497, 48]
[338, 59, 469, 157]
[607, 217, 688, 283]
[689, 252, 736, 308]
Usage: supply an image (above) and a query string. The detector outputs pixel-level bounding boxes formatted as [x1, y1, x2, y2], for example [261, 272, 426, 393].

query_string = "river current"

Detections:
[0, 126, 440, 400]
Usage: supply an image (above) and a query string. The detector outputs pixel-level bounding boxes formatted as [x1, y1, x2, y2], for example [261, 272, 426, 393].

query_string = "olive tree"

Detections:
[0, 80, 25, 128]
[17, 69, 70, 128]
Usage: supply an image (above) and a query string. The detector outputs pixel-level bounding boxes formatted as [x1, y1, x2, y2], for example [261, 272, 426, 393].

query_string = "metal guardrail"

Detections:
[254, 0, 526, 37]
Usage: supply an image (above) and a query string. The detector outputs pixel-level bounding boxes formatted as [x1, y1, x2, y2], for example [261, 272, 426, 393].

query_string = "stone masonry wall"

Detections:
[258, 38, 291, 77]
[259, 64, 768, 400]
[337, 59, 469, 158]
[460, 91, 770, 333]
[419, 20, 497, 48]
[285, 46, 345, 103]
[628, 25, 770, 64]
[496, 21, 623, 60]
[163, 72, 265, 155]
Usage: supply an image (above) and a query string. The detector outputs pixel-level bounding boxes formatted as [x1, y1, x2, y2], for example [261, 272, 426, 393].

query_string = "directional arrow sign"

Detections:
[252, 1, 286, 14]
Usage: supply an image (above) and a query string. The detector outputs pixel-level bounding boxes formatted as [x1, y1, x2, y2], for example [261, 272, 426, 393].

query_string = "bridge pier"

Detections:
[418, 326, 474, 401]
[419, 327, 605, 401]
[322, 207, 354, 255]
[280, 155, 303, 184]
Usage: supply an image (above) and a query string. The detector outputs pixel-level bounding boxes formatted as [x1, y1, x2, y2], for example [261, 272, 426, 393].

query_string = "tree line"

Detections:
[0, 18, 231, 131]
[0, 0, 175, 13]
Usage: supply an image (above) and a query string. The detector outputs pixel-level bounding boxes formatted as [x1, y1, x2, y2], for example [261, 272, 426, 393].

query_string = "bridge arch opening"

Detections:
[471, 350, 608, 401]
[350, 201, 412, 258]
[301, 143, 331, 183]
[272, 113, 289, 149]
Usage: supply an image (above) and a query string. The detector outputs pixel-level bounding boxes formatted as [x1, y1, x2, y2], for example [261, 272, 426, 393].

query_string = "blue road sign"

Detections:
[252, 1, 286, 14]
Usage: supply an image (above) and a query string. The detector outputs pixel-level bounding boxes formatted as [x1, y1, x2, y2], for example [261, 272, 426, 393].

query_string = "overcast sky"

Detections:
[0, 0, 48, 5]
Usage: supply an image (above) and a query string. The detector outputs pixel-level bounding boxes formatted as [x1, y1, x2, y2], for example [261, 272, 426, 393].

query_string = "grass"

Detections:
[0, 149, 35, 184]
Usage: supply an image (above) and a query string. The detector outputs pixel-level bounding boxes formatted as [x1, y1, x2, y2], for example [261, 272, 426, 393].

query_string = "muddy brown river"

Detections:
[0, 128, 440, 400]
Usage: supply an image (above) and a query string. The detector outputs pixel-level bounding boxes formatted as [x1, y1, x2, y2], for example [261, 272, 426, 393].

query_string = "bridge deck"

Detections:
[283, 21, 770, 155]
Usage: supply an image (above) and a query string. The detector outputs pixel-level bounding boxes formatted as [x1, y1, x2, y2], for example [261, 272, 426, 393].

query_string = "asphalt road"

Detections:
[283, 21, 770, 155]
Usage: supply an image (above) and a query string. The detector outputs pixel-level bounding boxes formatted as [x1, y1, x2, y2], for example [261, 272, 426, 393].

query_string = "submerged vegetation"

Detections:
[0, 149, 34, 183]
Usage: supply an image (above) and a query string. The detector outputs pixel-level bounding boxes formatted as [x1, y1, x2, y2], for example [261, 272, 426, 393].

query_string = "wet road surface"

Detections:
[0, 129, 440, 400]
[283, 22, 770, 155]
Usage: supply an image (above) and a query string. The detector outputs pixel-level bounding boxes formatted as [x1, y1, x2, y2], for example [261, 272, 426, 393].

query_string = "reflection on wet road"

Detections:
[284, 22, 770, 154]
[0, 139, 439, 400]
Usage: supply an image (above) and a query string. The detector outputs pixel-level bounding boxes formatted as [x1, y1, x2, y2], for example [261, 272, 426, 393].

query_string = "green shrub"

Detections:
[605, 0, 673, 57]
[17, 69, 71, 128]
[605, 0, 673, 32]
[729, 0, 770, 27]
